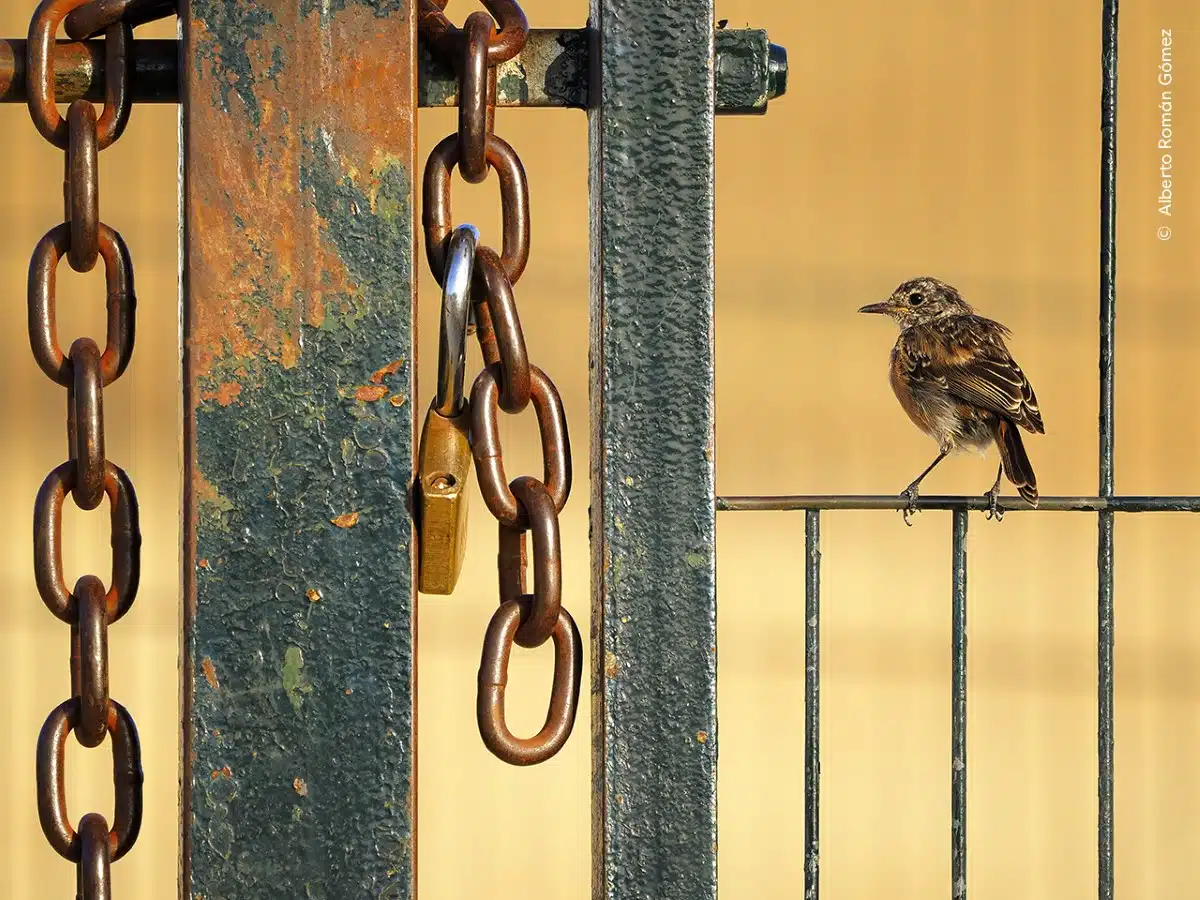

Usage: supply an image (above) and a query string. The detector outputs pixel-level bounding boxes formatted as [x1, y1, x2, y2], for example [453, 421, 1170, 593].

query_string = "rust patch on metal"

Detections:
[194, 473, 233, 518]
[186, 8, 417, 393]
[200, 381, 242, 406]
[604, 651, 618, 679]
[330, 511, 360, 528]
[354, 384, 389, 402]
[370, 358, 405, 384]
[201, 657, 220, 691]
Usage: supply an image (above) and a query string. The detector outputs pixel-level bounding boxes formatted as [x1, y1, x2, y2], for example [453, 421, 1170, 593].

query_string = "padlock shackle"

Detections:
[435, 223, 479, 416]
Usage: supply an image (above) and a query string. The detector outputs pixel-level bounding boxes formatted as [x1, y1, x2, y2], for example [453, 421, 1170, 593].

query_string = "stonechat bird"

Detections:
[859, 277, 1044, 524]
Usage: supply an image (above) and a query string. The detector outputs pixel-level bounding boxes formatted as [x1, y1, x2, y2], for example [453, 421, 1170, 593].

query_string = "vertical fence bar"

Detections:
[804, 510, 821, 900]
[951, 509, 969, 899]
[1098, 514, 1115, 899]
[180, 2, 418, 896]
[1098, 2, 1118, 898]
[589, 1, 717, 898]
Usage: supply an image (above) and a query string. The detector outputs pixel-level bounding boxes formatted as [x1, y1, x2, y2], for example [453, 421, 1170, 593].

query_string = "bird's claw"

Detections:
[899, 485, 920, 526]
[984, 489, 1004, 521]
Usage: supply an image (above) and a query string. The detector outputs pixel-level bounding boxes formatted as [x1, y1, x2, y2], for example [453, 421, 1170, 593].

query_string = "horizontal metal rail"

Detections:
[0, 29, 786, 113]
[718, 495, 1200, 513]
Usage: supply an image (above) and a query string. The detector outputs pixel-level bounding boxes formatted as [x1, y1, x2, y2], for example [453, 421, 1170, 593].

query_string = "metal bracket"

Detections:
[420, 27, 787, 114]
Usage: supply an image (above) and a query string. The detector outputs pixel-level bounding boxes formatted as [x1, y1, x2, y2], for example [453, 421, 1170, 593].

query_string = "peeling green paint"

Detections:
[300, 152, 413, 304]
[198, 484, 236, 532]
[282, 647, 312, 712]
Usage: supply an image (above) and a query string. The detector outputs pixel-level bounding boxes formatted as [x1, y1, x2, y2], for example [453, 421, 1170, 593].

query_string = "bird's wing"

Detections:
[923, 318, 1044, 434]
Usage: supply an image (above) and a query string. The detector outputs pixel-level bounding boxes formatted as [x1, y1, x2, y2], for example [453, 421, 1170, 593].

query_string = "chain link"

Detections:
[418, 0, 582, 766]
[24, 0, 172, 892]
[418, 0, 529, 66]
[424, 133, 530, 287]
[458, 12, 496, 184]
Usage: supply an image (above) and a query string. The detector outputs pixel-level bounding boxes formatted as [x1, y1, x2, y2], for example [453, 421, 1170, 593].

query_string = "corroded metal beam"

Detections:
[180, 1, 417, 897]
[1, 29, 787, 113]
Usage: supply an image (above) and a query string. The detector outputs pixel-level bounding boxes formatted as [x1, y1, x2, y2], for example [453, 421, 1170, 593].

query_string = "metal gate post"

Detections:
[180, 2, 418, 896]
[590, 3, 719, 898]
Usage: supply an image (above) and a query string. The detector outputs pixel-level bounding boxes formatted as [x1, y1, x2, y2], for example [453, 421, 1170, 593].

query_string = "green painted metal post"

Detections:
[590, 2, 719, 898]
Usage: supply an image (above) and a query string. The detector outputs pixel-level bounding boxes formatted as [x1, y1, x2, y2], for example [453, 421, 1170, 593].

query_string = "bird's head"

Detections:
[858, 276, 972, 327]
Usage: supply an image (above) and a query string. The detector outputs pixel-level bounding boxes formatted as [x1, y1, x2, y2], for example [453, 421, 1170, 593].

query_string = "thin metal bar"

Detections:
[951, 509, 968, 899]
[1098, 2, 1119, 897]
[181, 2, 417, 896]
[0, 38, 177, 103]
[717, 495, 1200, 513]
[1099, 2, 1117, 499]
[589, 1, 718, 897]
[1098, 512, 1115, 898]
[804, 510, 821, 900]
[0, 31, 787, 113]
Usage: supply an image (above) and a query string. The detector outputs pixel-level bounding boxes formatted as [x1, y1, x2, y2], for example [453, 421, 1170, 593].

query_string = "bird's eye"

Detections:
[908, 291, 924, 306]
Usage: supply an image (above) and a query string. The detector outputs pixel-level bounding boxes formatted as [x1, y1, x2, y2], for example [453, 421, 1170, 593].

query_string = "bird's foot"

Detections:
[899, 484, 921, 526]
[984, 487, 1005, 521]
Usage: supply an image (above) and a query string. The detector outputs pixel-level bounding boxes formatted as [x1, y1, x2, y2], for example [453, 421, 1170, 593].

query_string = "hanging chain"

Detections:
[24, 0, 174, 894]
[418, 0, 583, 766]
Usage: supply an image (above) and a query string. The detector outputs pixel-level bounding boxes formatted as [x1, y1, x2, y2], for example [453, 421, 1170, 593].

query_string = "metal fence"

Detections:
[715, 3, 1189, 898]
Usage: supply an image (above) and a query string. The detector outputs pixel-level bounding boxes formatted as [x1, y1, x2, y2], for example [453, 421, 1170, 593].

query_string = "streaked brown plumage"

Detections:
[859, 276, 1044, 523]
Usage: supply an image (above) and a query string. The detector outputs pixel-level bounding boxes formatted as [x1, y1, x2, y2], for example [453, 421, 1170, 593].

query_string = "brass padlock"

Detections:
[417, 403, 473, 594]
[416, 223, 478, 594]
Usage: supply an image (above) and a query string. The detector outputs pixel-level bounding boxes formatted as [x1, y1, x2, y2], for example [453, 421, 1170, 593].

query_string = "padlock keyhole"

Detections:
[430, 473, 457, 491]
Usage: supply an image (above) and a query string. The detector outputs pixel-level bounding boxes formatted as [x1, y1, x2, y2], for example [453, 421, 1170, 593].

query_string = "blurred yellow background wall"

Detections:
[1, 0, 1199, 897]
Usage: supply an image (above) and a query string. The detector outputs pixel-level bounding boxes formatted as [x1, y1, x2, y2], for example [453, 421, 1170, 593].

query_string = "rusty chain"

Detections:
[24, 0, 174, 894]
[418, 0, 582, 766]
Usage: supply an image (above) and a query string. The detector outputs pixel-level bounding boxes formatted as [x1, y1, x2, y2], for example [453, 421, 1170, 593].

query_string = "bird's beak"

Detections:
[857, 301, 891, 315]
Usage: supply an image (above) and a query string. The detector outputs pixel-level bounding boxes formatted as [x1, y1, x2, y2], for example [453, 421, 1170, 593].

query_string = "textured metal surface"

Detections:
[713, 28, 785, 115]
[589, 1, 716, 897]
[951, 510, 968, 899]
[1098, 3, 1118, 897]
[718, 495, 1200, 513]
[181, 1, 417, 896]
[804, 510, 820, 900]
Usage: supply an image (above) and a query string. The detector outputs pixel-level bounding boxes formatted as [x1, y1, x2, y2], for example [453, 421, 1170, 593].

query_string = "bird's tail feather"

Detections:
[995, 418, 1038, 506]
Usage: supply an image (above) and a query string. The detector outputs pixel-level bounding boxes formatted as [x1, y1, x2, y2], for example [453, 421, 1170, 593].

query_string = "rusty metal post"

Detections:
[180, 1, 417, 896]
